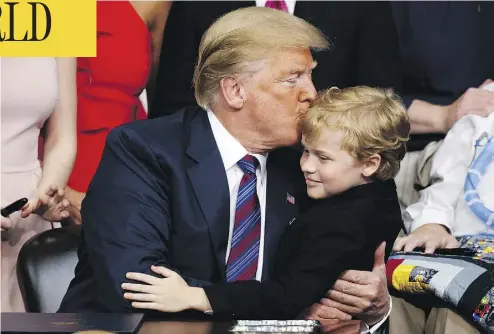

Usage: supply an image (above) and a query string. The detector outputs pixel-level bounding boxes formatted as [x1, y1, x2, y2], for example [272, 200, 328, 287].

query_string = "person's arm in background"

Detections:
[403, 94, 456, 134]
[392, 115, 483, 253]
[407, 79, 494, 134]
[149, 2, 199, 118]
[81, 126, 211, 313]
[145, 1, 173, 105]
[20, 58, 77, 222]
[356, 1, 403, 93]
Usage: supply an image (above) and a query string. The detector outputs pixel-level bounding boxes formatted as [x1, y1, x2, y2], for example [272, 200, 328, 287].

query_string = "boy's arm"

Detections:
[199, 212, 367, 320]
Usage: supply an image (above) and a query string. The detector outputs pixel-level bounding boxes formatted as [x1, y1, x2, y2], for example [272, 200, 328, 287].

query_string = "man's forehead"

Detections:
[271, 49, 315, 68]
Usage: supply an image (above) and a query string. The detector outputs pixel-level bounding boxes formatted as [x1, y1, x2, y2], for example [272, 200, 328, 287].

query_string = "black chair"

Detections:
[16, 225, 81, 312]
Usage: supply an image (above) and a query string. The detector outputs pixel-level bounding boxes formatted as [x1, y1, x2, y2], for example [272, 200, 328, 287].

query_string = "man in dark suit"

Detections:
[149, 1, 402, 118]
[59, 7, 391, 332]
[390, 1, 494, 150]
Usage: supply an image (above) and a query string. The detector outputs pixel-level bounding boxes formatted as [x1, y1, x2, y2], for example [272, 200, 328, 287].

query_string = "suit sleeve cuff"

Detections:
[203, 283, 234, 317]
[360, 295, 392, 333]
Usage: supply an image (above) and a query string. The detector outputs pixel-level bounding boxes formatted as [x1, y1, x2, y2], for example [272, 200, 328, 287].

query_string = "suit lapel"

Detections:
[185, 111, 230, 279]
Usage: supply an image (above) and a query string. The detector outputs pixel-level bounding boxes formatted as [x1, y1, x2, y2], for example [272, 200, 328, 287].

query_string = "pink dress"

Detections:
[1, 58, 58, 312]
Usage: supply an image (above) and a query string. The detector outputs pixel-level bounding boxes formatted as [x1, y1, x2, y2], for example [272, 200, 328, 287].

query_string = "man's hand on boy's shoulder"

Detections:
[304, 243, 391, 327]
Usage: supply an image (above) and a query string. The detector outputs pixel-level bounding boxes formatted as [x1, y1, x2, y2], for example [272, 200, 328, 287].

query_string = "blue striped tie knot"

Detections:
[238, 155, 259, 175]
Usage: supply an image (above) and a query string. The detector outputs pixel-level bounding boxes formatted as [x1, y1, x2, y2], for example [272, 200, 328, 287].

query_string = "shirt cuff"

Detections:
[360, 295, 392, 334]
[404, 206, 453, 235]
[410, 209, 452, 233]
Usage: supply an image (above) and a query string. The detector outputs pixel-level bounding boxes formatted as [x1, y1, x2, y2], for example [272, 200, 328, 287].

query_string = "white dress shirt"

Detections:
[255, 0, 297, 14]
[404, 112, 494, 236]
[207, 111, 268, 281]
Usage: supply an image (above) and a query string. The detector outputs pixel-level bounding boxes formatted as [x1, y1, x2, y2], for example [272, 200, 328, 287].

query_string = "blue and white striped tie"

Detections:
[464, 133, 494, 226]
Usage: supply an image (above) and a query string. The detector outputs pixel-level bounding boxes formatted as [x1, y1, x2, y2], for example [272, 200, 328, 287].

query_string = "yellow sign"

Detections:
[0, 0, 96, 56]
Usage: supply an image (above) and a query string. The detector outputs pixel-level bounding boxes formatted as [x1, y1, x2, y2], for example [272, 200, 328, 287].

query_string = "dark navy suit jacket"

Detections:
[391, 1, 494, 108]
[391, 1, 494, 150]
[58, 107, 309, 313]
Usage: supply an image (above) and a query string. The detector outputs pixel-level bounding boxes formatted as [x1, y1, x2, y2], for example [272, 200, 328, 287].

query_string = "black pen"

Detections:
[1, 198, 28, 217]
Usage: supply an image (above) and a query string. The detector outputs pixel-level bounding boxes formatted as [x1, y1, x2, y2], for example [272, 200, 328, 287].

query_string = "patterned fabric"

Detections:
[265, 0, 288, 12]
[387, 234, 494, 333]
[464, 133, 494, 226]
[226, 155, 261, 282]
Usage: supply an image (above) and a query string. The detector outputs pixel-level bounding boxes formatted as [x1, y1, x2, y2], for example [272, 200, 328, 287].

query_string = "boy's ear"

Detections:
[362, 154, 381, 178]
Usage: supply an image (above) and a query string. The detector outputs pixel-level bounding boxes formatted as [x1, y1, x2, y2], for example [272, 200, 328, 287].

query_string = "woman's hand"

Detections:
[1, 216, 12, 230]
[122, 266, 209, 313]
[20, 184, 70, 222]
[64, 186, 85, 225]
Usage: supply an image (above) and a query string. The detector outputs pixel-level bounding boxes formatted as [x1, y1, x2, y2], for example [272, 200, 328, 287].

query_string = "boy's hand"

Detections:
[123, 266, 192, 312]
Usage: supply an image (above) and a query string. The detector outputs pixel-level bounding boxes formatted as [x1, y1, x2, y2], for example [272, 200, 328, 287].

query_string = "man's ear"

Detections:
[362, 154, 381, 178]
[219, 76, 245, 109]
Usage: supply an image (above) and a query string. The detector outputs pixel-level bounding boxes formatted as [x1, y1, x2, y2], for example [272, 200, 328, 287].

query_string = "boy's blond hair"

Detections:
[301, 86, 410, 180]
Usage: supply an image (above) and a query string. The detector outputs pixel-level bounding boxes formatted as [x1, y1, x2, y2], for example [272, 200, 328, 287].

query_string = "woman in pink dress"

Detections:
[1, 58, 77, 312]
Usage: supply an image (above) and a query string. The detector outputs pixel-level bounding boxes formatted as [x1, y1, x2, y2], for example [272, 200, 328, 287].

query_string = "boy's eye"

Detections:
[318, 155, 330, 161]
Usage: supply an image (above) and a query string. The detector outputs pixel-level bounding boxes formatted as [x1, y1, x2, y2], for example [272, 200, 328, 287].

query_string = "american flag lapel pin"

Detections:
[286, 192, 295, 204]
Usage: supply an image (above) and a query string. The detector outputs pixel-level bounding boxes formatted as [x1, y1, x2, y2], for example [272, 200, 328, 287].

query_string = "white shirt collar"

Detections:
[207, 110, 268, 183]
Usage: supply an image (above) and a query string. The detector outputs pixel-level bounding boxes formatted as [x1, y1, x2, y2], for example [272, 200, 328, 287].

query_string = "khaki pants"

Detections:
[390, 297, 480, 334]
[394, 142, 442, 215]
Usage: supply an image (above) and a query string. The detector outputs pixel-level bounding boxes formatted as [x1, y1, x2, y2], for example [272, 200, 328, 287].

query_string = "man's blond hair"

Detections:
[301, 86, 410, 180]
[193, 7, 329, 109]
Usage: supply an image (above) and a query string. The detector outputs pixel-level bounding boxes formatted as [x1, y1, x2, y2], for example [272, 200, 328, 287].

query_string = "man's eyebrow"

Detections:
[287, 62, 318, 75]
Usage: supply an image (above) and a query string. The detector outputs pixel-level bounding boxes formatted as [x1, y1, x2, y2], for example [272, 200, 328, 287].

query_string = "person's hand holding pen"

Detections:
[1, 198, 28, 231]
[1, 184, 71, 233]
